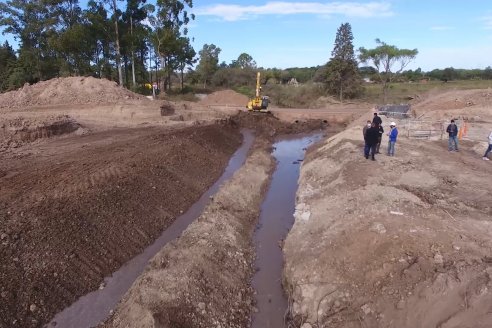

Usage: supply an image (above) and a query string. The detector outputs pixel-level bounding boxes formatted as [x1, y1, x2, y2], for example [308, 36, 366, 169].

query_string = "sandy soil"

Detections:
[284, 110, 492, 327]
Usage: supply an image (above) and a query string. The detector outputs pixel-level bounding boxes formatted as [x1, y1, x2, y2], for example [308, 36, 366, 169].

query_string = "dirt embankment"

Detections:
[198, 90, 249, 107]
[0, 124, 242, 328]
[283, 123, 492, 327]
[102, 138, 274, 328]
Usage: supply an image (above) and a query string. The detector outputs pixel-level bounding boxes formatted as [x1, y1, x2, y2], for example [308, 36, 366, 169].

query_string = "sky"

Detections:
[1, 0, 492, 71]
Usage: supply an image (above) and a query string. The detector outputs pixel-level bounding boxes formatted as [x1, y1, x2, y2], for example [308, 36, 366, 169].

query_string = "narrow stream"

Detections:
[251, 132, 323, 328]
[48, 129, 254, 328]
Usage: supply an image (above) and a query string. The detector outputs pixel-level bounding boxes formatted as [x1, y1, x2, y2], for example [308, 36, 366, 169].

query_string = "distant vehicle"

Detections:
[247, 72, 269, 113]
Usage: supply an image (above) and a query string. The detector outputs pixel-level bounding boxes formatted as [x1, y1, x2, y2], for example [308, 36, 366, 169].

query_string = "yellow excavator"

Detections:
[247, 72, 269, 113]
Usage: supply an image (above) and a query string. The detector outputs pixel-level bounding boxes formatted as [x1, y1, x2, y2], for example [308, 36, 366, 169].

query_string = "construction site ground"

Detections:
[1, 77, 492, 328]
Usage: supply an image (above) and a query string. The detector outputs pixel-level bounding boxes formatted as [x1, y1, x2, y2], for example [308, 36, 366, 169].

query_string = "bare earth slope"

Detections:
[0, 124, 242, 328]
[284, 123, 492, 327]
[103, 138, 273, 328]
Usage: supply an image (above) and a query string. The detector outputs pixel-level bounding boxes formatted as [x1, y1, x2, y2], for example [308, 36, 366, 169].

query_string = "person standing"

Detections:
[446, 119, 459, 152]
[376, 123, 384, 154]
[483, 130, 492, 160]
[372, 112, 382, 126]
[364, 123, 380, 161]
[387, 122, 398, 156]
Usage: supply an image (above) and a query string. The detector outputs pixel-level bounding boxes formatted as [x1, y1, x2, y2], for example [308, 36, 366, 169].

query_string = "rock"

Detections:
[0, 233, 7, 240]
[29, 304, 37, 312]
[369, 222, 387, 234]
[434, 253, 444, 265]
[198, 302, 206, 310]
[396, 300, 405, 310]
[361, 303, 371, 315]
[301, 323, 312, 328]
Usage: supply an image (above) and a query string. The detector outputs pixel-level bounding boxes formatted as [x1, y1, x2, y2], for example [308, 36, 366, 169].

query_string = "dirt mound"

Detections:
[412, 89, 492, 117]
[199, 90, 249, 106]
[228, 111, 339, 136]
[0, 77, 146, 110]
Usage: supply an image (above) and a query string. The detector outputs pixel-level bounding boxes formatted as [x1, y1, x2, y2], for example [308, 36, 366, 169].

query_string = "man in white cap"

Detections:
[387, 122, 398, 156]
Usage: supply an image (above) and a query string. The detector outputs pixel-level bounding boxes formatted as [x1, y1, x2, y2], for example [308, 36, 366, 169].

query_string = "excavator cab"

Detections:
[247, 72, 269, 113]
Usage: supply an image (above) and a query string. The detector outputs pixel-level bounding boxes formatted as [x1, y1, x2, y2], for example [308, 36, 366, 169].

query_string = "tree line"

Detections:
[1, 5, 492, 102]
[0, 0, 195, 92]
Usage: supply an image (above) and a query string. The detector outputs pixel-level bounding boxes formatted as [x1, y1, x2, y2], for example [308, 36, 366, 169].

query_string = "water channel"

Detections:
[48, 129, 254, 328]
[251, 132, 323, 328]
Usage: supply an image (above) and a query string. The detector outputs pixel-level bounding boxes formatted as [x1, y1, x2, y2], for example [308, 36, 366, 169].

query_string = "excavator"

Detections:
[246, 72, 269, 113]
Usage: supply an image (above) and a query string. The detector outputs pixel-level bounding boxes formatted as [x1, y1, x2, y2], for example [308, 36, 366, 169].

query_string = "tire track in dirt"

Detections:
[0, 124, 242, 328]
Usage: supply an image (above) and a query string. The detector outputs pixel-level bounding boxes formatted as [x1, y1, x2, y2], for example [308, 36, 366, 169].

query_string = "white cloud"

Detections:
[430, 26, 454, 31]
[195, 1, 394, 22]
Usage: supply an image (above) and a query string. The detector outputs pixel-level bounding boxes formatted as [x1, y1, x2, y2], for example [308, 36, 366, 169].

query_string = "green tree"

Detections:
[106, 0, 124, 86]
[85, 0, 114, 79]
[123, 0, 153, 87]
[0, 0, 59, 82]
[0, 41, 17, 91]
[321, 23, 361, 101]
[359, 39, 418, 102]
[230, 53, 256, 69]
[175, 36, 196, 90]
[196, 43, 221, 88]
[149, 0, 194, 91]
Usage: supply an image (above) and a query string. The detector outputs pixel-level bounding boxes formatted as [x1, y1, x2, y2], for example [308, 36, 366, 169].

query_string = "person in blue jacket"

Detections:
[446, 119, 459, 152]
[387, 122, 398, 156]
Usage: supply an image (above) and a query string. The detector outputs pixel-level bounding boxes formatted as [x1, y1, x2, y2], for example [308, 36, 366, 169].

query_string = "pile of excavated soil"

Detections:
[228, 111, 341, 136]
[0, 124, 242, 328]
[283, 123, 492, 328]
[0, 77, 146, 110]
[199, 90, 249, 106]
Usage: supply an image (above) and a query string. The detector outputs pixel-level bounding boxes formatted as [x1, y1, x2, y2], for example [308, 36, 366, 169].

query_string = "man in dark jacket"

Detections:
[376, 124, 384, 153]
[446, 119, 459, 151]
[372, 112, 382, 126]
[364, 123, 380, 160]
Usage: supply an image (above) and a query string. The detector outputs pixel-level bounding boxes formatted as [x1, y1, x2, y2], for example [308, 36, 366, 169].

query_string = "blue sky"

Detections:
[1, 0, 492, 71]
[190, 0, 492, 70]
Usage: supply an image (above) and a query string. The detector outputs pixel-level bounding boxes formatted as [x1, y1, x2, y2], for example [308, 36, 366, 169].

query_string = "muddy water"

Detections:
[251, 133, 323, 328]
[48, 129, 254, 328]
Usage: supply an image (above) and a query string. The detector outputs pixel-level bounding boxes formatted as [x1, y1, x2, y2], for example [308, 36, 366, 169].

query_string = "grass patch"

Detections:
[361, 80, 492, 104]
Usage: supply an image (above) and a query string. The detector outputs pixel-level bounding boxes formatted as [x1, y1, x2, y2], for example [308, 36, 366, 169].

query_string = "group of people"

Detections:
[362, 115, 492, 162]
[362, 112, 398, 160]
